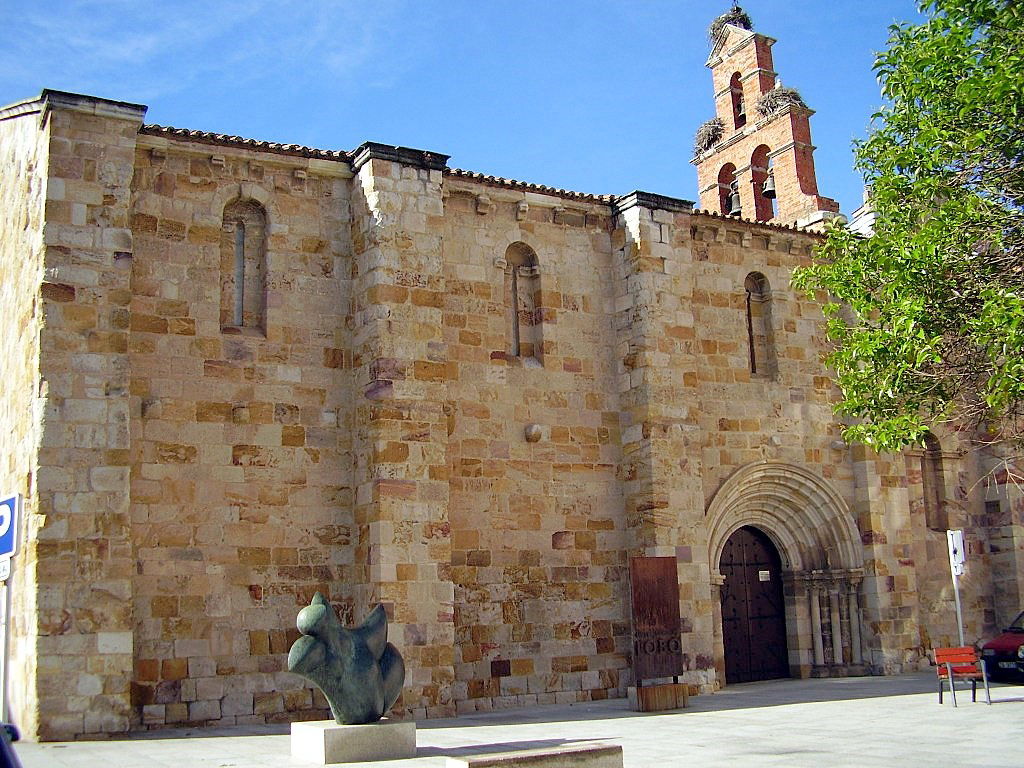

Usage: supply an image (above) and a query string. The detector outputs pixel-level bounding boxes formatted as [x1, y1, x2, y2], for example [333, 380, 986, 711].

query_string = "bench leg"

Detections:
[982, 666, 991, 705]
[938, 677, 943, 705]
[972, 679, 977, 703]
[946, 663, 957, 708]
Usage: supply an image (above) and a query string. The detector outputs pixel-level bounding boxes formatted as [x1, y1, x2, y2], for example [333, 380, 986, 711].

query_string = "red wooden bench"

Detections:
[934, 646, 991, 706]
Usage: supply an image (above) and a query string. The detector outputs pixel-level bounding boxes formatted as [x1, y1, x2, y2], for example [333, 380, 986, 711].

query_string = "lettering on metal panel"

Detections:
[630, 556, 684, 681]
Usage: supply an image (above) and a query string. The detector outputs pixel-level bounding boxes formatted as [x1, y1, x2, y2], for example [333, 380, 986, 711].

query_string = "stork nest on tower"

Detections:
[694, 118, 724, 155]
[708, 6, 753, 43]
[756, 87, 808, 118]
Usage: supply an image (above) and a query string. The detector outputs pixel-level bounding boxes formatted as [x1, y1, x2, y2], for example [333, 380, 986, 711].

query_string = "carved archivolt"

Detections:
[706, 461, 862, 573]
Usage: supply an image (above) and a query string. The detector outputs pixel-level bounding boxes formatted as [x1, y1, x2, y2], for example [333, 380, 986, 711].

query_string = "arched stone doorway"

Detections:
[707, 462, 867, 684]
[720, 525, 789, 683]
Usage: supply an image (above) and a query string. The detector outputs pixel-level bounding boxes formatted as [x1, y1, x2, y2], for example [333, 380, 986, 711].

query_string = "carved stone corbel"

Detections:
[476, 194, 495, 215]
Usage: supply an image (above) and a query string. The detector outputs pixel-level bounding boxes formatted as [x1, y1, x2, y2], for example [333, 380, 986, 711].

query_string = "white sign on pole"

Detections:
[947, 529, 965, 576]
[946, 528, 966, 647]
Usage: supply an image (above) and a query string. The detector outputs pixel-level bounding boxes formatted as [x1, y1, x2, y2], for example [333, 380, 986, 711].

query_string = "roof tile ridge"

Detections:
[691, 208, 821, 236]
[139, 123, 353, 161]
[446, 167, 614, 203]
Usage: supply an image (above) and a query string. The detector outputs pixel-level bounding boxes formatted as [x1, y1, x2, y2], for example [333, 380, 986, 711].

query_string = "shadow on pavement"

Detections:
[420, 671, 1023, 728]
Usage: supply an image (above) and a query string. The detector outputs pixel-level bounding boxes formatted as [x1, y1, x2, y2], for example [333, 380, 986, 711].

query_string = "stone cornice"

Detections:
[1, 90, 148, 125]
[612, 190, 695, 216]
[41, 89, 147, 122]
[0, 95, 45, 122]
[351, 141, 450, 173]
[136, 133, 354, 178]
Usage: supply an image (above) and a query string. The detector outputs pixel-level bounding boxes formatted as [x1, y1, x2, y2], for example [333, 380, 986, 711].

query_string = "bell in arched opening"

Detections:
[727, 181, 742, 216]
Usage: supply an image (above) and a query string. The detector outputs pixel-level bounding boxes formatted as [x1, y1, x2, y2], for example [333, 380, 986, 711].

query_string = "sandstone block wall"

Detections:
[442, 185, 629, 711]
[984, 450, 1024, 627]
[687, 220, 852, 674]
[1, 92, 1019, 741]
[0, 99, 49, 739]
[126, 132, 355, 729]
[30, 96, 147, 740]
[348, 149, 456, 719]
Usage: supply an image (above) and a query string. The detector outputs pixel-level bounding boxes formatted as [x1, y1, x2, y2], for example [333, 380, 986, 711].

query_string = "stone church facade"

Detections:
[0, 12, 1021, 741]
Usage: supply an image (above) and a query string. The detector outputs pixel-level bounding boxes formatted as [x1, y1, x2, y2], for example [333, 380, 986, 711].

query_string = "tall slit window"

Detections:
[744, 272, 776, 378]
[220, 199, 267, 333]
[233, 220, 246, 325]
[504, 242, 543, 365]
[921, 433, 948, 531]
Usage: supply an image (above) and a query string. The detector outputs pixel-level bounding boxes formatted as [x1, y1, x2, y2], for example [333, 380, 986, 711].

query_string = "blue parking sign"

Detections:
[0, 495, 18, 560]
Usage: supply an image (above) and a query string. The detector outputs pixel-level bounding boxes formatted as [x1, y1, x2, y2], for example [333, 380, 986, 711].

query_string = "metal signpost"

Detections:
[0, 494, 20, 725]
[946, 529, 966, 647]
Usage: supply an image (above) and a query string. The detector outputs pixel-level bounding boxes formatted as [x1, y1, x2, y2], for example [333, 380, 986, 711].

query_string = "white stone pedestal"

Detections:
[291, 719, 416, 764]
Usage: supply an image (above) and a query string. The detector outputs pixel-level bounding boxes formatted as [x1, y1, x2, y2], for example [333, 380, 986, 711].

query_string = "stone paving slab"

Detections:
[15, 673, 1024, 768]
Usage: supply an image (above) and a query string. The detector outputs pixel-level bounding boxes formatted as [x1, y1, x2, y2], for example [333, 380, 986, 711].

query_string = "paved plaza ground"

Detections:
[15, 672, 1024, 767]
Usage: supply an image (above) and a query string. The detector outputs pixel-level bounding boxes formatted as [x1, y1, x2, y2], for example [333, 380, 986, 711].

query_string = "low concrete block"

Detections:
[290, 718, 416, 764]
[445, 741, 623, 767]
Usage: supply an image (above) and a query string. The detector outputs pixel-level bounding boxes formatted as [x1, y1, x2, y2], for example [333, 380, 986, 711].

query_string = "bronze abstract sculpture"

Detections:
[287, 593, 406, 724]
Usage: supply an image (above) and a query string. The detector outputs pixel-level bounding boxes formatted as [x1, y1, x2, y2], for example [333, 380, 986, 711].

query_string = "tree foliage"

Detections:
[793, 0, 1024, 453]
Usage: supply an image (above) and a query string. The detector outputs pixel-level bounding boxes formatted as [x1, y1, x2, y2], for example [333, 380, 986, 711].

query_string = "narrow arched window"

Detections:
[719, 164, 739, 217]
[744, 272, 776, 377]
[730, 73, 746, 129]
[922, 433, 948, 531]
[750, 145, 777, 222]
[504, 242, 543, 365]
[220, 199, 267, 333]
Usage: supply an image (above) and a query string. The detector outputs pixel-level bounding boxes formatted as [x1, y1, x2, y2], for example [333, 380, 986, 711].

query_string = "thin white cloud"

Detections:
[0, 0, 417, 104]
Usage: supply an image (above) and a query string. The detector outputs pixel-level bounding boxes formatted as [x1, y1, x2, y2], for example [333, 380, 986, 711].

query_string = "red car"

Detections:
[981, 610, 1024, 680]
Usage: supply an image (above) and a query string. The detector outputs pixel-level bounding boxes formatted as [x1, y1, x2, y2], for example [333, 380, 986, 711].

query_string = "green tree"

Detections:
[793, 0, 1024, 454]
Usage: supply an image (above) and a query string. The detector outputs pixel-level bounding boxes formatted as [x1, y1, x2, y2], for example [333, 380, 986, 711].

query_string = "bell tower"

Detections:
[692, 6, 841, 228]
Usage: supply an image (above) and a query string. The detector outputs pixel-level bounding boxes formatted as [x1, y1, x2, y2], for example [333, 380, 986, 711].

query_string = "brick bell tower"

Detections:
[692, 6, 841, 229]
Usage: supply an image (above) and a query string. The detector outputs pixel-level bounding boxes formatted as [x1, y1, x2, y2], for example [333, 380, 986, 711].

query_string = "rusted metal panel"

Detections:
[630, 556, 683, 681]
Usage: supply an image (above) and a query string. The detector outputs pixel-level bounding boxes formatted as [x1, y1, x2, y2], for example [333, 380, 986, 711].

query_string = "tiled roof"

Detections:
[691, 208, 820, 236]
[444, 168, 614, 204]
[139, 124, 351, 162]
[136, 124, 821, 235]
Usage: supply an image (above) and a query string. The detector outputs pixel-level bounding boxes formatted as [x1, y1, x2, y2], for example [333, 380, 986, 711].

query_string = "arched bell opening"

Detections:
[718, 163, 740, 217]
[750, 144, 777, 222]
[730, 72, 746, 129]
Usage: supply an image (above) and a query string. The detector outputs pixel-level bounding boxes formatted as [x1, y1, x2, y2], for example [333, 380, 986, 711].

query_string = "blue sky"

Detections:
[0, 1, 921, 215]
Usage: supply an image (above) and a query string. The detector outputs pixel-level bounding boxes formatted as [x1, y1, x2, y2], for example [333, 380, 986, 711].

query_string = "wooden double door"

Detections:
[719, 526, 790, 684]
